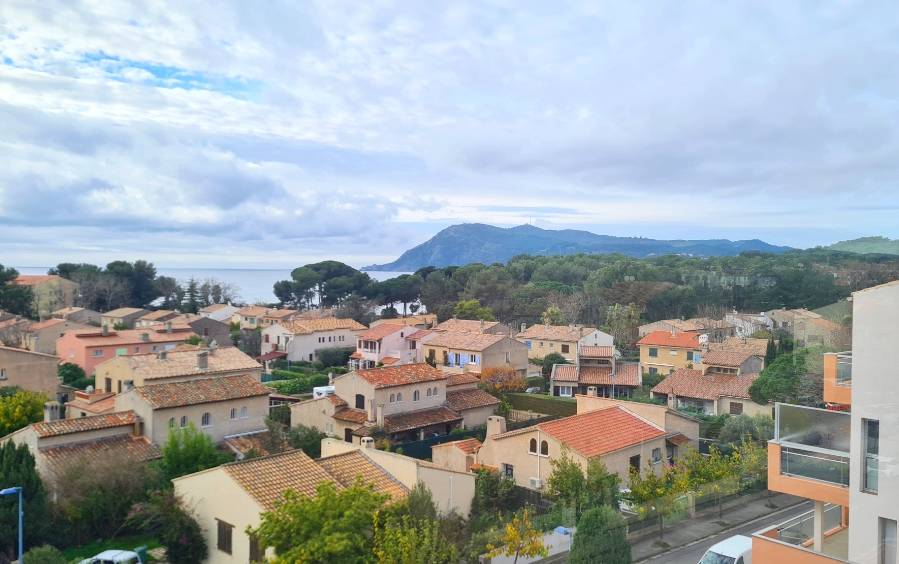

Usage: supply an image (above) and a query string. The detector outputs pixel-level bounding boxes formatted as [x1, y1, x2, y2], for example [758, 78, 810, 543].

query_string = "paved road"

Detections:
[638, 500, 813, 564]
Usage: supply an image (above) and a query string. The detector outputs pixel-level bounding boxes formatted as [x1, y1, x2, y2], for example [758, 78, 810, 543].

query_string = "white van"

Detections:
[698, 535, 752, 564]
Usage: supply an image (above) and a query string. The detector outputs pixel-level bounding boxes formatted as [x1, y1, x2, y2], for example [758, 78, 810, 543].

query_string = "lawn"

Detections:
[62, 535, 162, 561]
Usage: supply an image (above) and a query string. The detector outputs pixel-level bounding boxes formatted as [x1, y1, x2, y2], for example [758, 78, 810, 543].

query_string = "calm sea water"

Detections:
[13, 266, 410, 304]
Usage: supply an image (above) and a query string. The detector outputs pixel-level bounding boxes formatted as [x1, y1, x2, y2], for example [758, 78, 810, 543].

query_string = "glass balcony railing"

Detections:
[836, 352, 852, 385]
[776, 504, 843, 546]
[781, 447, 850, 486]
[775, 403, 851, 486]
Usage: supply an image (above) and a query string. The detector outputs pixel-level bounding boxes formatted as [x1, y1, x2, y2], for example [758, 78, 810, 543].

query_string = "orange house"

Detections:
[56, 325, 196, 375]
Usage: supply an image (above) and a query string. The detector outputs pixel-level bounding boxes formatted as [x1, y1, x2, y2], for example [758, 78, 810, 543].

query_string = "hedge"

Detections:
[507, 393, 577, 417]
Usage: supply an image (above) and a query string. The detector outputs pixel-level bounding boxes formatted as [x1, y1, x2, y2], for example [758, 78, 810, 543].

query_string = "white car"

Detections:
[79, 549, 144, 564]
[698, 535, 752, 564]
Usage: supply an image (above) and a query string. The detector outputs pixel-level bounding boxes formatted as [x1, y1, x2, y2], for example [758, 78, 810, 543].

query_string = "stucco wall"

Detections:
[0, 347, 59, 396]
[459, 405, 495, 429]
[27, 321, 90, 355]
[290, 397, 357, 438]
[716, 396, 770, 417]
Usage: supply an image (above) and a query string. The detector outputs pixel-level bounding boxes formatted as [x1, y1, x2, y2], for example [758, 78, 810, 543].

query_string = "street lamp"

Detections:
[0, 486, 23, 562]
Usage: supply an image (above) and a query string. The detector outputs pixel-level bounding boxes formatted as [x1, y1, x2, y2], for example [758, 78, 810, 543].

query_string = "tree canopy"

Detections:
[0, 265, 32, 317]
[569, 505, 631, 564]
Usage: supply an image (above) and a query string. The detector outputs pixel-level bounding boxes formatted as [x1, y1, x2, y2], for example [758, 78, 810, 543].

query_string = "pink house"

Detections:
[56, 325, 196, 375]
[349, 324, 415, 369]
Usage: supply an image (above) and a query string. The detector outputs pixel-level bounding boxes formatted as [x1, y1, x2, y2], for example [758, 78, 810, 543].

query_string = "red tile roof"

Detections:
[354, 363, 448, 389]
[701, 349, 757, 368]
[447, 373, 481, 387]
[358, 324, 407, 341]
[446, 389, 500, 412]
[132, 374, 270, 409]
[12, 274, 62, 286]
[317, 450, 408, 502]
[517, 324, 597, 342]
[381, 356, 400, 366]
[383, 406, 462, 434]
[406, 329, 435, 340]
[41, 435, 160, 479]
[580, 346, 615, 358]
[443, 437, 482, 454]
[435, 319, 499, 333]
[579, 363, 641, 387]
[32, 411, 137, 438]
[651, 368, 760, 401]
[552, 364, 578, 382]
[333, 407, 368, 424]
[537, 406, 665, 458]
[638, 331, 701, 349]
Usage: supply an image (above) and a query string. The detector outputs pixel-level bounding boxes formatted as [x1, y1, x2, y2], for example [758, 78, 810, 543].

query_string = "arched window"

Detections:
[240, 406, 247, 419]
[229, 408, 237, 420]
[390, 393, 396, 403]
[413, 390, 420, 401]
[397, 393, 403, 402]
[180, 415, 188, 428]
[201, 412, 211, 427]
[168, 417, 175, 428]
[426, 388, 432, 397]
[540, 441, 549, 456]
[529, 438, 537, 453]
[433, 387, 439, 396]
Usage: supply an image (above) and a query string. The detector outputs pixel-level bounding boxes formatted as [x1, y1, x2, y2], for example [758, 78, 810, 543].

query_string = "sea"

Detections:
[13, 266, 410, 305]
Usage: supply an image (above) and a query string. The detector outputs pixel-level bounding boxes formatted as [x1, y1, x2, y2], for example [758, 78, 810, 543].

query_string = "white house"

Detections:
[261, 318, 366, 363]
[200, 303, 241, 323]
[349, 324, 414, 369]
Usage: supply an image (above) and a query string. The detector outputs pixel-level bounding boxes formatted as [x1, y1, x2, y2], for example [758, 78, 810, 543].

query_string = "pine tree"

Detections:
[570, 505, 631, 564]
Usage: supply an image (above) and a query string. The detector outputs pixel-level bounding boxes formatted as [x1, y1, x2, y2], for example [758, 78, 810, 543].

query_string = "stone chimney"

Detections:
[486, 415, 507, 438]
[140, 332, 150, 342]
[479, 319, 485, 332]
[101, 325, 109, 336]
[43, 401, 60, 422]
[165, 321, 172, 333]
[197, 350, 209, 370]
[587, 386, 598, 397]
[361, 437, 375, 449]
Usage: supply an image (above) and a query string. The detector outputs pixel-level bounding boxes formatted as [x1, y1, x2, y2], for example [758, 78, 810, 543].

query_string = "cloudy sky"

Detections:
[2, 1, 898, 269]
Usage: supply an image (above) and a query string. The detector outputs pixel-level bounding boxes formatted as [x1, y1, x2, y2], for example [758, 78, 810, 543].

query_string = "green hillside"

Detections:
[827, 237, 899, 255]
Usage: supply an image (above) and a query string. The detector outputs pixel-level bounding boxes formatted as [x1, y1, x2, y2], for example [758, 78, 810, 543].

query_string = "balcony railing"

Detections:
[781, 447, 849, 486]
[835, 352, 852, 385]
[774, 403, 851, 486]
[776, 504, 843, 546]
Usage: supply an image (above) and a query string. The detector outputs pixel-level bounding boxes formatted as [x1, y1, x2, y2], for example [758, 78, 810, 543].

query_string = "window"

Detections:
[390, 393, 396, 403]
[230, 408, 237, 420]
[669, 349, 678, 356]
[249, 534, 263, 563]
[355, 394, 365, 409]
[549, 343, 554, 349]
[216, 519, 233, 554]
[649, 367, 658, 376]
[648, 347, 658, 358]
[502, 463, 514, 478]
[180, 415, 188, 428]
[92, 349, 104, 357]
[729, 402, 743, 415]
[525, 340, 532, 349]
[0, 368, 7, 380]
[264, 334, 269, 343]
[201, 412, 211, 427]
[168, 417, 175, 428]
[413, 390, 420, 401]
[686, 351, 694, 361]
[652, 448, 662, 464]
[880, 517, 897, 564]
[432, 387, 439, 397]
[561, 344, 569, 354]
[540, 441, 548, 456]
[529, 438, 537, 453]
[426, 388, 432, 397]
[104, 377, 112, 393]
[539, 341, 544, 348]
[558, 385, 573, 397]
[864, 418, 880, 493]
[396, 392, 403, 402]
[453, 353, 461, 366]
[505, 352, 511, 363]
[240, 406, 248, 419]
[469, 354, 477, 364]
[629, 454, 641, 470]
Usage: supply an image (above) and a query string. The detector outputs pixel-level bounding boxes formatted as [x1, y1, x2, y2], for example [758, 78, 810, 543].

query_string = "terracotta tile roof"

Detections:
[41, 435, 160, 479]
[358, 323, 407, 341]
[425, 331, 506, 351]
[281, 318, 366, 335]
[32, 411, 137, 438]
[406, 329, 435, 340]
[445, 437, 482, 454]
[139, 310, 178, 321]
[0, 317, 29, 332]
[701, 349, 756, 368]
[0, 345, 59, 360]
[327, 395, 347, 407]
[447, 373, 481, 387]
[53, 307, 87, 316]
[132, 374, 270, 409]
[354, 363, 448, 389]
[651, 368, 760, 401]
[638, 331, 701, 349]
[552, 364, 578, 382]
[264, 309, 299, 320]
[517, 324, 597, 342]
[28, 318, 66, 331]
[373, 314, 437, 327]
[333, 407, 368, 424]
[712, 337, 769, 358]
[102, 307, 147, 318]
[579, 363, 641, 387]
[317, 450, 408, 501]
[667, 433, 692, 446]
[257, 351, 287, 362]
[579, 346, 615, 358]
[12, 274, 62, 286]
[200, 303, 230, 313]
[380, 356, 400, 366]
[537, 406, 665, 458]
[237, 306, 269, 317]
[383, 406, 463, 434]
[446, 389, 500, 412]
[69, 327, 195, 347]
[435, 319, 499, 333]
[65, 393, 117, 415]
[110, 347, 261, 381]
[223, 431, 289, 457]
[224, 450, 339, 510]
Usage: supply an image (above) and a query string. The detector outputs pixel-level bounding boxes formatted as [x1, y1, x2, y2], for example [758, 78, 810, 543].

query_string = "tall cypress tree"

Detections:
[765, 337, 777, 366]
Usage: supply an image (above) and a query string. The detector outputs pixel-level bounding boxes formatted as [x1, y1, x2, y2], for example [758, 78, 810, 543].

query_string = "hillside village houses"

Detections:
[12, 274, 78, 319]
[638, 330, 704, 376]
[262, 317, 366, 363]
[650, 364, 767, 417]
[349, 323, 414, 369]
[638, 317, 737, 343]
[199, 302, 240, 323]
[144, 313, 231, 347]
[56, 324, 197, 375]
[21, 318, 92, 355]
[516, 323, 613, 362]
[100, 307, 148, 329]
[135, 309, 180, 328]
[550, 345, 642, 398]
[52, 306, 101, 326]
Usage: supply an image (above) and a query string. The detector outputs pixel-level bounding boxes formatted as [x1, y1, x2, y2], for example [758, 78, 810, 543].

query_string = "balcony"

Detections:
[768, 403, 850, 506]
[823, 352, 852, 407]
[753, 504, 849, 563]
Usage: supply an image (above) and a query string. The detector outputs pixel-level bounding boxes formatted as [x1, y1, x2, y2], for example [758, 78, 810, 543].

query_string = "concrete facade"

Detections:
[0, 346, 59, 396]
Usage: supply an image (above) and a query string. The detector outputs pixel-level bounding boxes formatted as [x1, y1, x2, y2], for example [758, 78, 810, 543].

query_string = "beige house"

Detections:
[262, 318, 366, 363]
[232, 306, 269, 329]
[638, 317, 736, 343]
[461, 407, 670, 489]
[12, 275, 78, 319]
[350, 323, 411, 369]
[101, 307, 148, 329]
[135, 310, 180, 328]
[434, 318, 506, 334]
[638, 331, 703, 376]
[173, 447, 409, 564]
[697, 348, 764, 377]
[650, 368, 768, 416]
[52, 306, 101, 326]
[424, 331, 528, 378]
[370, 313, 437, 329]
[575, 393, 700, 452]
[114, 374, 270, 444]
[23, 318, 91, 355]
[94, 346, 262, 395]
[1, 410, 159, 492]
[0, 345, 60, 396]
[260, 308, 300, 327]
[65, 389, 117, 418]
[516, 324, 613, 361]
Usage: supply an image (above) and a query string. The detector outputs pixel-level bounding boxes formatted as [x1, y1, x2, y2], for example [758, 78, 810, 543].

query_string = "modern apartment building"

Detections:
[752, 279, 899, 564]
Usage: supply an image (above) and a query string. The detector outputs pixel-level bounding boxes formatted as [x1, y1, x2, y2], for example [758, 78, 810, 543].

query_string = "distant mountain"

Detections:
[825, 236, 899, 255]
[364, 224, 793, 271]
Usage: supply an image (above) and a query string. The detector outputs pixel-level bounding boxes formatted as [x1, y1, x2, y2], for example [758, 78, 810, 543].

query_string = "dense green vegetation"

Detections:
[0, 265, 32, 317]
[826, 236, 899, 255]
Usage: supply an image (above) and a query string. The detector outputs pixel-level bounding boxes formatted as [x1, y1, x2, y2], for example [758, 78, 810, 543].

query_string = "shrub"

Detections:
[127, 491, 207, 564]
[160, 424, 230, 480]
[569, 506, 630, 563]
[315, 346, 355, 367]
[288, 425, 327, 458]
[22, 545, 66, 564]
[542, 352, 568, 379]
[0, 390, 47, 436]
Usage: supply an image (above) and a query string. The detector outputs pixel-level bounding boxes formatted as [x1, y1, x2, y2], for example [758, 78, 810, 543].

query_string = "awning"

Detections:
[666, 433, 692, 446]
[257, 351, 287, 362]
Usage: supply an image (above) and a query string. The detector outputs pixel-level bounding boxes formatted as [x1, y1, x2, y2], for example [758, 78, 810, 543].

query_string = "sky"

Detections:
[2, 1, 899, 269]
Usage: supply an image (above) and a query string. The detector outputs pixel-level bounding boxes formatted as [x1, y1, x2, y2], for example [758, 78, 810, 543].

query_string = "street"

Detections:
[638, 500, 813, 564]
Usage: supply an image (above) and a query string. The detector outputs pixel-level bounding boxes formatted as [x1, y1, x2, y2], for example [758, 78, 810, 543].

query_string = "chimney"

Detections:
[486, 415, 507, 438]
[197, 350, 209, 370]
[361, 437, 375, 449]
[328, 372, 334, 385]
[165, 321, 172, 333]
[479, 319, 485, 332]
[520, 322, 526, 333]
[140, 332, 150, 342]
[157, 350, 167, 360]
[101, 325, 109, 336]
[587, 386, 598, 397]
[43, 401, 60, 422]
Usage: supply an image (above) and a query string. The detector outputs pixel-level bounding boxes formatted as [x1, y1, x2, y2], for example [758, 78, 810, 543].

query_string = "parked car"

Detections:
[525, 386, 543, 394]
[698, 535, 752, 564]
[79, 548, 147, 564]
